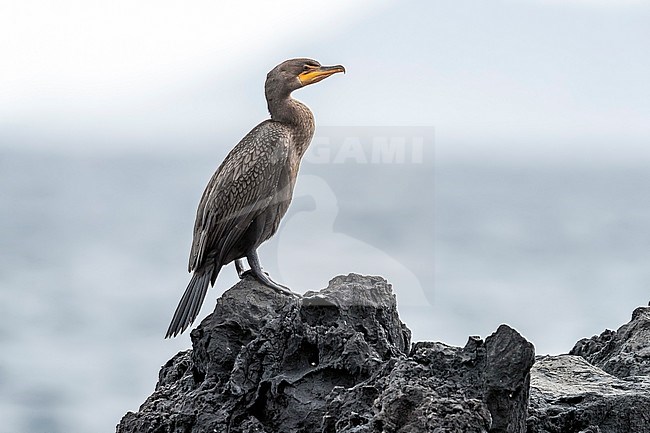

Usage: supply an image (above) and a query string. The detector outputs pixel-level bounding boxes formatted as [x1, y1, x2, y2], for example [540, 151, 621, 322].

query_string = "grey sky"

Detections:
[1, 1, 648, 161]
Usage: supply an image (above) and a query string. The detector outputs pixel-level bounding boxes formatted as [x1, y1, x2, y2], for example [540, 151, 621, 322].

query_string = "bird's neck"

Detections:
[268, 97, 315, 156]
[268, 96, 313, 126]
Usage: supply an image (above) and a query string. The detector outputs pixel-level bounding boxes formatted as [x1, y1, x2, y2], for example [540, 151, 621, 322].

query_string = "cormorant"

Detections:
[165, 58, 345, 338]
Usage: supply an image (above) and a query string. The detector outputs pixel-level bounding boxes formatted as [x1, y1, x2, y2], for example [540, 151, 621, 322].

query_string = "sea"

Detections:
[1, 141, 649, 432]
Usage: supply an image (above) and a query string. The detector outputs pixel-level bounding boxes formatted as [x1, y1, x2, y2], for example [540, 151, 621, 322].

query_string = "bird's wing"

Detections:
[188, 122, 290, 272]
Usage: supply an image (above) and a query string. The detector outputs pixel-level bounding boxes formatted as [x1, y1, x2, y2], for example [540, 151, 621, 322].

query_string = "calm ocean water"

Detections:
[1, 149, 648, 432]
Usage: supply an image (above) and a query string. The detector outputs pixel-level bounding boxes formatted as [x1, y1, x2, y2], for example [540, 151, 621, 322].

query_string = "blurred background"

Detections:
[1, 1, 649, 431]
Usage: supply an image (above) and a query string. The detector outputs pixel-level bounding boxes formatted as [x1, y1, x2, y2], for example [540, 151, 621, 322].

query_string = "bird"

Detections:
[165, 58, 345, 338]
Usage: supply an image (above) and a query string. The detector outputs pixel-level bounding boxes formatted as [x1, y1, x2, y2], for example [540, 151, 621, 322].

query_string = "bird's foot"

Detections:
[245, 251, 300, 298]
[255, 272, 300, 298]
[238, 263, 299, 297]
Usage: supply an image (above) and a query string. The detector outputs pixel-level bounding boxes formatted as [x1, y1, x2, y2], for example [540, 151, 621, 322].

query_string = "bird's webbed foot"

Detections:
[246, 251, 300, 298]
[255, 271, 299, 298]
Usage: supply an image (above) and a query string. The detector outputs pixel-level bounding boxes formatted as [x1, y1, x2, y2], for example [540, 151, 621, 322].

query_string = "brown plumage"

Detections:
[165, 58, 345, 338]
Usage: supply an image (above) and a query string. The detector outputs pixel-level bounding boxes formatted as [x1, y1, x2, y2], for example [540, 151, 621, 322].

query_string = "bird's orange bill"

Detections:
[298, 65, 346, 85]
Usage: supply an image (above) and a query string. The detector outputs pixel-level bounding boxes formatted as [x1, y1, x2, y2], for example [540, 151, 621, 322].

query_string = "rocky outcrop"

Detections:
[116, 274, 535, 433]
[323, 324, 534, 433]
[526, 303, 650, 433]
[116, 276, 650, 433]
[527, 355, 650, 433]
[569, 304, 650, 378]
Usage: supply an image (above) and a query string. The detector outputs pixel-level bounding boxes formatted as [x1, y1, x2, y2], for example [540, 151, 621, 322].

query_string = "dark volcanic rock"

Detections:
[323, 326, 534, 433]
[117, 274, 650, 433]
[118, 274, 410, 433]
[484, 325, 535, 433]
[569, 305, 650, 378]
[116, 274, 536, 433]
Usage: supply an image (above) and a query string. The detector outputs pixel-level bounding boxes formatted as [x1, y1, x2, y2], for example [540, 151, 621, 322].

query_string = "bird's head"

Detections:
[265, 58, 345, 98]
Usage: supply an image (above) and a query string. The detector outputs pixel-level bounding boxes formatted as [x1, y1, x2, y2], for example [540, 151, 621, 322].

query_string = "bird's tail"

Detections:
[165, 267, 217, 338]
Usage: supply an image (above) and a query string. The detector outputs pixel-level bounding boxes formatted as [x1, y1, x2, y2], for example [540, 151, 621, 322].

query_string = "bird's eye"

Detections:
[303, 65, 312, 71]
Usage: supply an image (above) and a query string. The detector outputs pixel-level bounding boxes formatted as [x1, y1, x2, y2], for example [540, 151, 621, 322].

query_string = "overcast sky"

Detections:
[1, 0, 648, 161]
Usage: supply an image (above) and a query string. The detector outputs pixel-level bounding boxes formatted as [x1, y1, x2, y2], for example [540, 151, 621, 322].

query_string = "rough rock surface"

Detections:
[323, 324, 534, 433]
[569, 304, 650, 378]
[527, 304, 650, 433]
[527, 355, 650, 433]
[116, 274, 535, 433]
[117, 275, 650, 433]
